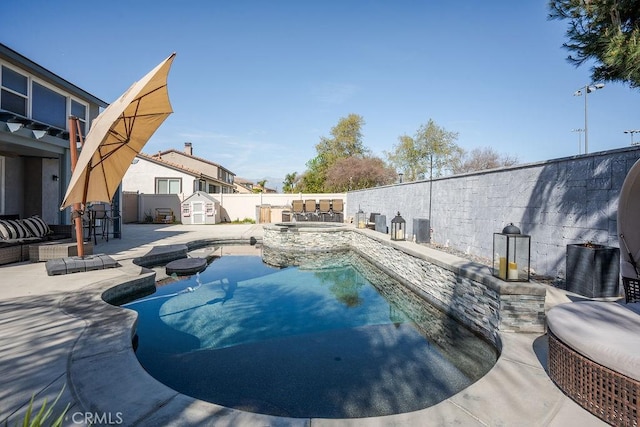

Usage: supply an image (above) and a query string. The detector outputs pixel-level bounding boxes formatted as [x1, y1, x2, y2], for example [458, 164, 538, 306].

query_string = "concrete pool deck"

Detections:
[0, 223, 608, 426]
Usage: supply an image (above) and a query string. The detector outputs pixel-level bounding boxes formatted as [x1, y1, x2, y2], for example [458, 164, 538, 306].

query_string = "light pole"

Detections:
[571, 128, 584, 154]
[624, 129, 640, 146]
[573, 83, 605, 154]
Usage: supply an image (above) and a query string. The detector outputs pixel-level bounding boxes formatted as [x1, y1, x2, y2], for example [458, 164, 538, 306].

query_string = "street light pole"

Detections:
[573, 83, 605, 154]
[571, 128, 584, 154]
[624, 129, 640, 146]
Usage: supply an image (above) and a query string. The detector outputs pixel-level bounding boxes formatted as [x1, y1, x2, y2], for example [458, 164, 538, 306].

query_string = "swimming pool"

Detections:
[124, 249, 497, 418]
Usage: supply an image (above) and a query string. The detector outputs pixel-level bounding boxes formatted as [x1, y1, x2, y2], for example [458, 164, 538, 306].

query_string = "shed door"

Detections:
[192, 201, 205, 224]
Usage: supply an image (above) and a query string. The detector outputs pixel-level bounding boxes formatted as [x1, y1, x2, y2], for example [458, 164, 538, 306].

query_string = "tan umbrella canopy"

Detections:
[61, 53, 176, 209]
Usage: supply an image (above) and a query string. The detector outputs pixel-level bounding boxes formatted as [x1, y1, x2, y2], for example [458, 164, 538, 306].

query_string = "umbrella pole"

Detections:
[69, 117, 85, 258]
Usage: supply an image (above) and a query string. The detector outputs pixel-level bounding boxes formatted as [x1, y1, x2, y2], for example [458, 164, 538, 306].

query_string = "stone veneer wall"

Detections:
[263, 224, 352, 252]
[263, 224, 546, 346]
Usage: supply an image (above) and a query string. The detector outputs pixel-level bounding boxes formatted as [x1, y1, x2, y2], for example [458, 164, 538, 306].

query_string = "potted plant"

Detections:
[566, 242, 620, 298]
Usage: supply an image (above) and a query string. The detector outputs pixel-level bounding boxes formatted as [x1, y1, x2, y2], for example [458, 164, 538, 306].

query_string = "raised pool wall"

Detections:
[347, 146, 640, 280]
[263, 224, 545, 347]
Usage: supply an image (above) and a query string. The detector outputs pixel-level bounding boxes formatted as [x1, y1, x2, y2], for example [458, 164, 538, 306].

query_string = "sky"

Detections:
[3, 1, 640, 190]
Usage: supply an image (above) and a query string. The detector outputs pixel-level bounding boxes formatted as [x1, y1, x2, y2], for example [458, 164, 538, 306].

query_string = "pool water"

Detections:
[124, 250, 497, 418]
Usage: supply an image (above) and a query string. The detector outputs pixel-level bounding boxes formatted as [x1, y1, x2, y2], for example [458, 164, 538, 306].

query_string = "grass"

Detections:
[231, 217, 256, 224]
[6, 386, 69, 427]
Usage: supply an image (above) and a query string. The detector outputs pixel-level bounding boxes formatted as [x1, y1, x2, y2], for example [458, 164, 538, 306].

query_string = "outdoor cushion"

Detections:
[22, 217, 50, 238]
[547, 301, 640, 381]
[0, 219, 30, 240]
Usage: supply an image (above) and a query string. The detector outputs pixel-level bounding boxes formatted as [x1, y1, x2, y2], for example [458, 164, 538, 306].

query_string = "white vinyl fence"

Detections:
[128, 192, 347, 224]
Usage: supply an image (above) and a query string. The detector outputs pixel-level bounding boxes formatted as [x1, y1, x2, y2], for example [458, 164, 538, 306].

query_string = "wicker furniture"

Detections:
[549, 332, 639, 426]
[0, 222, 73, 266]
[29, 240, 94, 262]
[623, 277, 640, 303]
[0, 245, 23, 265]
[547, 302, 640, 426]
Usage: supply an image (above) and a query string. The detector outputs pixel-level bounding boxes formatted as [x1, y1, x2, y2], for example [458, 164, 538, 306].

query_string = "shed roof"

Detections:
[183, 191, 220, 203]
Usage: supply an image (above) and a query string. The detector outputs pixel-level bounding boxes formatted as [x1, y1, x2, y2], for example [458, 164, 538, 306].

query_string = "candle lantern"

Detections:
[356, 208, 367, 229]
[391, 212, 406, 241]
[493, 223, 530, 282]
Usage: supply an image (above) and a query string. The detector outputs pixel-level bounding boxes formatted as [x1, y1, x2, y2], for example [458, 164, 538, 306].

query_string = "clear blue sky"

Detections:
[3, 1, 640, 189]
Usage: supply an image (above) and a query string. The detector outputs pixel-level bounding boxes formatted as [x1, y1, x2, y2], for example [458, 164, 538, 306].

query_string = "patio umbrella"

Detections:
[618, 158, 640, 279]
[61, 53, 176, 256]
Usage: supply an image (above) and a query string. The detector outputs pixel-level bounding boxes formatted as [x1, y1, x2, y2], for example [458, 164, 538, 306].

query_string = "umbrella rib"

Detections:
[132, 84, 168, 104]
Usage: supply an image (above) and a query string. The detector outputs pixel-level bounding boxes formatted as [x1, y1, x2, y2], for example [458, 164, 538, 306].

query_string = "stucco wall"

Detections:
[122, 157, 195, 195]
[347, 147, 640, 279]
[41, 158, 60, 224]
[4, 156, 23, 216]
[217, 193, 347, 223]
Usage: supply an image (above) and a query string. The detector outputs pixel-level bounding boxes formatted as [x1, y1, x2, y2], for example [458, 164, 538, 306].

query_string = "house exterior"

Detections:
[0, 43, 107, 224]
[122, 142, 236, 196]
[234, 177, 278, 193]
[234, 177, 255, 193]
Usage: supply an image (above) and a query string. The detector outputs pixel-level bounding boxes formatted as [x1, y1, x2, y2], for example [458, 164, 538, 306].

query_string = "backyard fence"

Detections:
[347, 146, 640, 279]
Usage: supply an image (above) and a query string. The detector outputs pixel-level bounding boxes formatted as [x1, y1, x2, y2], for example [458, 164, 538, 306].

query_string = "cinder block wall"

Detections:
[347, 147, 640, 279]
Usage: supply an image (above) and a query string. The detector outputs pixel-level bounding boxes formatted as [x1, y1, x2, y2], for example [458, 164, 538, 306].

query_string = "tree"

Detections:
[282, 172, 298, 193]
[386, 119, 462, 181]
[252, 179, 268, 193]
[303, 114, 368, 192]
[324, 156, 397, 192]
[549, 0, 640, 88]
[385, 135, 422, 182]
[451, 147, 519, 174]
[299, 157, 326, 193]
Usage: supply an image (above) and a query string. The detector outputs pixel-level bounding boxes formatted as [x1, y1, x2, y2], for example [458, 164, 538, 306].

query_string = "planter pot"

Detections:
[566, 244, 620, 298]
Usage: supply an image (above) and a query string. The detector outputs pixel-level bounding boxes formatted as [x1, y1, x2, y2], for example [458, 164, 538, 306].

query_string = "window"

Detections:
[71, 99, 87, 133]
[32, 82, 66, 128]
[1, 66, 28, 116]
[194, 179, 206, 192]
[156, 178, 181, 194]
[218, 170, 234, 184]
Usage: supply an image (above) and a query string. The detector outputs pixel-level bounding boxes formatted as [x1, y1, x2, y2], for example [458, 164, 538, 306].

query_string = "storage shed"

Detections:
[181, 192, 221, 225]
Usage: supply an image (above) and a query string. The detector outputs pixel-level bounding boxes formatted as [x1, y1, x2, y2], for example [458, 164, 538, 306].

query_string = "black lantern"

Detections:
[493, 223, 531, 282]
[356, 208, 367, 229]
[391, 212, 406, 241]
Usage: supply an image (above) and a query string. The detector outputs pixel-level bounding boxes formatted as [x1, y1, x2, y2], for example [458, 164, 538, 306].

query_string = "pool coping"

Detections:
[58, 234, 585, 426]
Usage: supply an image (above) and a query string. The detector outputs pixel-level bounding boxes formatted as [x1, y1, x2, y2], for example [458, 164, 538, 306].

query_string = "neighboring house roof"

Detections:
[153, 149, 235, 176]
[234, 177, 253, 185]
[137, 153, 221, 183]
[234, 177, 254, 192]
[234, 177, 277, 193]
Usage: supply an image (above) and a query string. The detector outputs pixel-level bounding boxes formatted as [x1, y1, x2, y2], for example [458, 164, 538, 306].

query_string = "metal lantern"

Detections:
[391, 212, 406, 241]
[356, 208, 367, 229]
[493, 223, 531, 282]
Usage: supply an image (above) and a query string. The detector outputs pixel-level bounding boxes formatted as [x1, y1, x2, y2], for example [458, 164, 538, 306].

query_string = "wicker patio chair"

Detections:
[331, 199, 344, 223]
[291, 200, 304, 221]
[623, 276, 640, 303]
[305, 199, 318, 221]
[319, 199, 331, 221]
